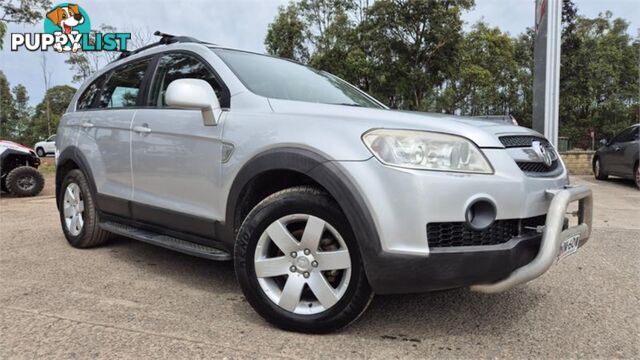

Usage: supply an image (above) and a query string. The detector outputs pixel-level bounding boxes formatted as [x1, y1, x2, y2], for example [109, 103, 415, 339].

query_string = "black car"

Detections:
[593, 124, 639, 189]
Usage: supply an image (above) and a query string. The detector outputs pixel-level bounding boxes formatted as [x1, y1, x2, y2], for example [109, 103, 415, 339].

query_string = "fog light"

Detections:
[465, 199, 497, 231]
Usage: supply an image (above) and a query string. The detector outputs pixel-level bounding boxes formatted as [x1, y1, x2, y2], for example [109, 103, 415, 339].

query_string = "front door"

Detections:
[607, 126, 637, 176]
[131, 52, 227, 238]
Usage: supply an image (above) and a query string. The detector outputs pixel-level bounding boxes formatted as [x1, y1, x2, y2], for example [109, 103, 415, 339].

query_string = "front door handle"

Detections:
[81, 122, 93, 128]
[133, 125, 151, 134]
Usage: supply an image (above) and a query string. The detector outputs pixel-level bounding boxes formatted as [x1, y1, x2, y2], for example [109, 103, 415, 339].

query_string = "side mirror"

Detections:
[599, 138, 608, 146]
[165, 79, 221, 126]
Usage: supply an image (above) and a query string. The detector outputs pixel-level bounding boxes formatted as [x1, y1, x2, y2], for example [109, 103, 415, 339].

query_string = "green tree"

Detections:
[559, 12, 639, 148]
[11, 84, 31, 142]
[360, 0, 474, 110]
[510, 29, 535, 128]
[436, 22, 518, 116]
[0, 0, 52, 49]
[0, 71, 16, 139]
[265, 3, 309, 61]
[28, 85, 76, 144]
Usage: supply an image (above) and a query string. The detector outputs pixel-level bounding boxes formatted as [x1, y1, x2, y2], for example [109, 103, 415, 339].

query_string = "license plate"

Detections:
[558, 234, 580, 262]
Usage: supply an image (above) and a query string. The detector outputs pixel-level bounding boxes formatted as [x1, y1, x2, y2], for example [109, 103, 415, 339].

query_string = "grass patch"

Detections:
[39, 157, 56, 175]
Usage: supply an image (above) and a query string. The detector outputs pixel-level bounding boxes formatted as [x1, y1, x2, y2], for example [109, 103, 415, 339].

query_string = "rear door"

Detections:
[130, 52, 228, 238]
[76, 57, 152, 214]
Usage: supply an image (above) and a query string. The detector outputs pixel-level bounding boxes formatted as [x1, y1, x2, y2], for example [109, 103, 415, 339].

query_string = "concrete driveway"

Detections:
[1, 176, 638, 359]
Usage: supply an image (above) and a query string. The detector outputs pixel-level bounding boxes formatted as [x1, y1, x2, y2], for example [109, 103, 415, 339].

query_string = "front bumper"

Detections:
[335, 156, 592, 294]
[356, 185, 592, 295]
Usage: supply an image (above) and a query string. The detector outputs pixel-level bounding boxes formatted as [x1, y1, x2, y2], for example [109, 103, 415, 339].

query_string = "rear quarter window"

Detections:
[76, 74, 107, 110]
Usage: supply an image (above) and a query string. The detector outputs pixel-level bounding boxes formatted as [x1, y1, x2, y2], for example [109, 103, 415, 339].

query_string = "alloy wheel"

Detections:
[63, 182, 85, 236]
[254, 214, 352, 315]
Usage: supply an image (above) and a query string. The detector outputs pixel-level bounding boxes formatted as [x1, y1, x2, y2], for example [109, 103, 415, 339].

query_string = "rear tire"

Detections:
[5, 166, 45, 197]
[593, 157, 608, 180]
[234, 186, 373, 333]
[59, 169, 112, 248]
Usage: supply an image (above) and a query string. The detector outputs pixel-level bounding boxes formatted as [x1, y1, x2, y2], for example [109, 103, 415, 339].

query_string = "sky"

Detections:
[1, 0, 638, 106]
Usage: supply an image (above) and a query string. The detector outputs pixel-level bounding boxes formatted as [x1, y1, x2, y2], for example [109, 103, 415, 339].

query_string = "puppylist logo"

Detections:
[11, 3, 130, 53]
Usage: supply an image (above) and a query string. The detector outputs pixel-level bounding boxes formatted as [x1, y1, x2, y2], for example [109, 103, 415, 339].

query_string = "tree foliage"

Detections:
[265, 0, 639, 148]
[265, 3, 308, 61]
[65, 25, 153, 83]
[28, 85, 76, 143]
[0, 72, 76, 145]
[0, 70, 16, 138]
[0, 0, 52, 49]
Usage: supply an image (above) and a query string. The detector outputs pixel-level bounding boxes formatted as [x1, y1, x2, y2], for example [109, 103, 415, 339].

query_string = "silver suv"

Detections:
[56, 34, 593, 333]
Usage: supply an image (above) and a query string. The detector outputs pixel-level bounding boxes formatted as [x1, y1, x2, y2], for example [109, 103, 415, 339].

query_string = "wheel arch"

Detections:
[56, 146, 97, 210]
[224, 147, 382, 278]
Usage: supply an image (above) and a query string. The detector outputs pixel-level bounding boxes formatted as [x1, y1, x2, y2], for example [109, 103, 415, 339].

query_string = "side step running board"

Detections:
[100, 221, 231, 261]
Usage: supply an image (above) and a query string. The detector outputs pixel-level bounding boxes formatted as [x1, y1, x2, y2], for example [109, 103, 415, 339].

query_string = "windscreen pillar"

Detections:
[533, 0, 562, 146]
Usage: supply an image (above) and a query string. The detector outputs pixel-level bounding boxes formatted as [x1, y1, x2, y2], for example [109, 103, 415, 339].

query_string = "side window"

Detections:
[48, 135, 56, 142]
[612, 127, 636, 144]
[76, 74, 106, 110]
[96, 58, 151, 109]
[149, 53, 223, 107]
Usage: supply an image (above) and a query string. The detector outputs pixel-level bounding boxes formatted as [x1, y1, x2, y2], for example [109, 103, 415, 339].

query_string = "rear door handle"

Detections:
[133, 125, 151, 134]
[81, 122, 93, 128]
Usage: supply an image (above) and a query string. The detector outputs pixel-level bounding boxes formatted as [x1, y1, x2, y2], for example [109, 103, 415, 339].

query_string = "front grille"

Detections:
[499, 135, 548, 148]
[517, 160, 559, 173]
[427, 215, 546, 247]
[499, 135, 561, 176]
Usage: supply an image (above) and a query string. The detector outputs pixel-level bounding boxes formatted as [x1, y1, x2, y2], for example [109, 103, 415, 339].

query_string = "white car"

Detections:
[34, 134, 56, 157]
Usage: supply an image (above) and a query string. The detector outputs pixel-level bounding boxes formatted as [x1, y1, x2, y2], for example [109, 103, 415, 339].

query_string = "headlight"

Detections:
[362, 129, 493, 174]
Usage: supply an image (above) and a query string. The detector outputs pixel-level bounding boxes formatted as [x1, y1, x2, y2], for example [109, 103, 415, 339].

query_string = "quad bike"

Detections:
[0, 140, 45, 197]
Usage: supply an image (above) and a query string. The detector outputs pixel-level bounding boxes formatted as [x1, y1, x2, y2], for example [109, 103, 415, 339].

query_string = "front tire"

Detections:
[59, 169, 112, 248]
[36, 147, 45, 157]
[234, 186, 373, 333]
[6, 166, 44, 197]
[593, 157, 608, 180]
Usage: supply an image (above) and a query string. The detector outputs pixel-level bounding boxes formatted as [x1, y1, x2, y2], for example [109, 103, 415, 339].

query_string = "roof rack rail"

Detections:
[113, 31, 213, 62]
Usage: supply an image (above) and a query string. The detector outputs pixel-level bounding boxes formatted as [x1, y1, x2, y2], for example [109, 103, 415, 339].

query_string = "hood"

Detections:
[0, 140, 34, 154]
[267, 99, 543, 148]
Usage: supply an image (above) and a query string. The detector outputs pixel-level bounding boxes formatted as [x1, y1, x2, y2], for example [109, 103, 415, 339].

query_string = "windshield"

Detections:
[213, 48, 383, 109]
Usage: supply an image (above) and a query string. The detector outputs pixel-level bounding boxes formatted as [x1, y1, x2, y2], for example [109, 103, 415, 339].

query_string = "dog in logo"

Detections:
[46, 4, 84, 52]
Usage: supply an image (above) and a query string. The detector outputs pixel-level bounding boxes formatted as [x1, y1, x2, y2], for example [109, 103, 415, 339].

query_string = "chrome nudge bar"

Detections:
[471, 185, 593, 293]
